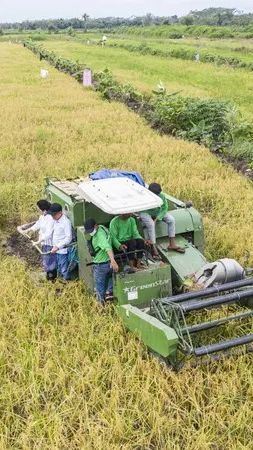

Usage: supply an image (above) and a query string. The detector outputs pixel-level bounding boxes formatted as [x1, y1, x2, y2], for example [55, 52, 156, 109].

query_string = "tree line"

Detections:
[1, 8, 253, 32]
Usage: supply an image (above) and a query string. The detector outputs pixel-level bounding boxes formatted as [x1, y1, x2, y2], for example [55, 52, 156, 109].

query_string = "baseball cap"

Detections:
[84, 218, 97, 233]
[148, 183, 162, 195]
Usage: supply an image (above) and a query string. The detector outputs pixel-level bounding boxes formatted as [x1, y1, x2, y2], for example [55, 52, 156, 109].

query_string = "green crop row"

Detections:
[114, 24, 253, 39]
[23, 41, 84, 79]
[23, 40, 252, 159]
[109, 41, 253, 71]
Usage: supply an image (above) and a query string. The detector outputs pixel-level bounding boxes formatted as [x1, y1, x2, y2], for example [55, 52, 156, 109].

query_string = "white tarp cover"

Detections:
[78, 177, 162, 214]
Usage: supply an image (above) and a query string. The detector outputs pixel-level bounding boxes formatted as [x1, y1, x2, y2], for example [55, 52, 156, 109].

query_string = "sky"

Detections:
[1, 0, 253, 22]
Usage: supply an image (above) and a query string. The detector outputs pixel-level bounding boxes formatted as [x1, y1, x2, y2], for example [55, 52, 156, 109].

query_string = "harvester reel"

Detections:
[153, 277, 253, 367]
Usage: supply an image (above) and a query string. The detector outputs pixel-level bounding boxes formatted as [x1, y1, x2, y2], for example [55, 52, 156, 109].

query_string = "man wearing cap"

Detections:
[84, 218, 119, 303]
[48, 203, 73, 280]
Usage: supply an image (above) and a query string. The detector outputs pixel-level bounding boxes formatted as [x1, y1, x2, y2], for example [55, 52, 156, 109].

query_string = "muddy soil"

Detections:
[5, 232, 42, 268]
[220, 155, 253, 180]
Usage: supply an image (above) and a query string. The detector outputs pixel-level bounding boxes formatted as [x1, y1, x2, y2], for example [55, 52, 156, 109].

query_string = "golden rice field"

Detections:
[0, 42, 253, 449]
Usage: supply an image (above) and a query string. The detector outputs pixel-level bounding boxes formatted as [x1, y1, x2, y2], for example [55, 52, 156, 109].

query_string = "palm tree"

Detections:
[82, 13, 89, 32]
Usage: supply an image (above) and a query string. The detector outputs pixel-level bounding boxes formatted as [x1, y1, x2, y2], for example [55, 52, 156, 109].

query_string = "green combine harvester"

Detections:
[19, 172, 253, 367]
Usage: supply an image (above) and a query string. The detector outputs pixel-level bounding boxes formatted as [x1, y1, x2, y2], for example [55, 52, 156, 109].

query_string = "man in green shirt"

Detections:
[110, 214, 145, 270]
[139, 182, 185, 257]
[84, 218, 118, 304]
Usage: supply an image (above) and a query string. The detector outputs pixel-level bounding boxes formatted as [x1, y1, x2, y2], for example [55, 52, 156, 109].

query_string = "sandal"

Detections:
[167, 246, 186, 254]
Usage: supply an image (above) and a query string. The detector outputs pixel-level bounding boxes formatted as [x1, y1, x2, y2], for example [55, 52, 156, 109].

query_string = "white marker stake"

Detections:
[83, 68, 92, 87]
[40, 69, 49, 78]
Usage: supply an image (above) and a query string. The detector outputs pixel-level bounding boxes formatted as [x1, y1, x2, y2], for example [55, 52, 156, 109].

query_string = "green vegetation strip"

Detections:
[23, 40, 253, 161]
[115, 24, 253, 40]
[108, 41, 253, 71]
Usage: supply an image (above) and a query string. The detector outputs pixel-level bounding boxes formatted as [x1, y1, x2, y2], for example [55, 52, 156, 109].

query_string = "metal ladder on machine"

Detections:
[152, 278, 253, 363]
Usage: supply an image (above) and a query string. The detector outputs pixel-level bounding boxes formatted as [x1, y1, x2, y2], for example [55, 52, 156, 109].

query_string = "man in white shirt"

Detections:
[25, 200, 57, 281]
[48, 203, 73, 281]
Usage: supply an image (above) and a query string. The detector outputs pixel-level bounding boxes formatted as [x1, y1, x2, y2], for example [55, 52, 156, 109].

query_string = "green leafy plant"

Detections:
[109, 41, 253, 71]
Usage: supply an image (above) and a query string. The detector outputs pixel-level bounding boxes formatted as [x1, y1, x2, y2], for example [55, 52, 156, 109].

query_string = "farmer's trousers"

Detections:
[56, 253, 71, 281]
[139, 213, 176, 244]
[93, 262, 113, 303]
[42, 245, 57, 281]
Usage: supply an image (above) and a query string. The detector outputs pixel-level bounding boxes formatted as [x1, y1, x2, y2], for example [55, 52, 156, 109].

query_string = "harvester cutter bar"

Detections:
[179, 288, 253, 313]
[153, 288, 253, 361]
[151, 300, 193, 353]
[182, 309, 253, 334]
[168, 277, 253, 304]
[193, 334, 253, 357]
